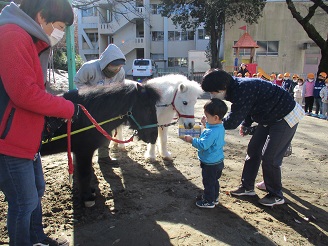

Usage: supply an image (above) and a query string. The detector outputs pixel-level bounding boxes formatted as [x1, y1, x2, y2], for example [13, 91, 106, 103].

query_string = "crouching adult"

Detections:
[201, 69, 304, 207]
[74, 44, 126, 166]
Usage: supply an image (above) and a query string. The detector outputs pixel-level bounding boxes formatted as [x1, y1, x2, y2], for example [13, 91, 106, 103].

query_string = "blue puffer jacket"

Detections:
[313, 80, 325, 98]
[223, 78, 296, 129]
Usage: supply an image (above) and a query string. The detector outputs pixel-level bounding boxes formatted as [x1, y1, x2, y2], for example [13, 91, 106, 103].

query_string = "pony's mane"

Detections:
[146, 74, 203, 99]
[63, 83, 160, 122]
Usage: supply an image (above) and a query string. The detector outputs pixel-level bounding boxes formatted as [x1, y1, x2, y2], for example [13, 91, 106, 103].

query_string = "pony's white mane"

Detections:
[146, 74, 203, 102]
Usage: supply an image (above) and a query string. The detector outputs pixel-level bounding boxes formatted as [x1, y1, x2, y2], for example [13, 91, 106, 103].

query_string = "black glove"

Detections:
[72, 104, 80, 123]
[242, 126, 257, 136]
[42, 117, 65, 142]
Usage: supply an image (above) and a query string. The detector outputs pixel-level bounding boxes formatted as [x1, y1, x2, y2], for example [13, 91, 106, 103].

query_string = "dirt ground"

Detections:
[0, 72, 327, 245]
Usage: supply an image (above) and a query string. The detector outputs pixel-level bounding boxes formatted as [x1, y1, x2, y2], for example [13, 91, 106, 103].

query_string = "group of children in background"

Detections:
[271, 72, 328, 120]
[234, 69, 328, 120]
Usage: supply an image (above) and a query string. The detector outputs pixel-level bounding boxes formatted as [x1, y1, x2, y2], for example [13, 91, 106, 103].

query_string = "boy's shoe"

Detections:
[196, 199, 215, 208]
[319, 114, 326, 119]
[305, 112, 311, 116]
[230, 186, 256, 196]
[310, 113, 316, 117]
[33, 236, 69, 246]
[214, 198, 219, 205]
[255, 181, 267, 191]
[258, 194, 285, 207]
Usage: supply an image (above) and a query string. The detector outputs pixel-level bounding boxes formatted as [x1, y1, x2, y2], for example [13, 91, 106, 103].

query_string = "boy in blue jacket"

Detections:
[184, 98, 228, 208]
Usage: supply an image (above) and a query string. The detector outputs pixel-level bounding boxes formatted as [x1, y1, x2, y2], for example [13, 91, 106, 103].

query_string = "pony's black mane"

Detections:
[63, 82, 160, 127]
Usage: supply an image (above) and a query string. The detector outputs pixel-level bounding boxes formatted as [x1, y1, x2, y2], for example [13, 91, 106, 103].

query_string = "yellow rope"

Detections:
[42, 114, 125, 144]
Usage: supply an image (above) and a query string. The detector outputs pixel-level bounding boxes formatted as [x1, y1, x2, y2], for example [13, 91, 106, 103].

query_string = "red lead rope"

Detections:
[66, 104, 135, 183]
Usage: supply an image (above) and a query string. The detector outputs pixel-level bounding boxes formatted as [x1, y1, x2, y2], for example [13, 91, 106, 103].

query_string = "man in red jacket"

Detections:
[0, 0, 79, 245]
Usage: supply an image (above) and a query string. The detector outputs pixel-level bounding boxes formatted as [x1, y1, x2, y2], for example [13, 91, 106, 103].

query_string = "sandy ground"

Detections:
[0, 71, 327, 245]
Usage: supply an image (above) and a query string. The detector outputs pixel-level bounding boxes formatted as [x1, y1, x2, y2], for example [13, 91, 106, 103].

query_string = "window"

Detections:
[151, 54, 164, 61]
[187, 31, 195, 40]
[233, 41, 251, 56]
[150, 4, 163, 15]
[134, 60, 150, 66]
[256, 41, 279, 56]
[86, 32, 98, 43]
[168, 31, 194, 41]
[198, 29, 209, 40]
[168, 57, 188, 67]
[82, 7, 97, 17]
[85, 54, 99, 61]
[152, 31, 164, 41]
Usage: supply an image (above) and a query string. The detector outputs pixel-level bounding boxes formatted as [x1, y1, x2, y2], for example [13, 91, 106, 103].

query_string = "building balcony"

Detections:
[98, 7, 145, 34]
[117, 37, 145, 55]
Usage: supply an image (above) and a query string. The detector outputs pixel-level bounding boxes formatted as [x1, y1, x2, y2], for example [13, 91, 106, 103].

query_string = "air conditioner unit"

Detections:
[302, 43, 312, 50]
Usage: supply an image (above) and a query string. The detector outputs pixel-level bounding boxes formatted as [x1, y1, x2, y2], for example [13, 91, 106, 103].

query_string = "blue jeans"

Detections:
[314, 97, 322, 114]
[241, 120, 298, 199]
[201, 161, 224, 203]
[0, 153, 46, 245]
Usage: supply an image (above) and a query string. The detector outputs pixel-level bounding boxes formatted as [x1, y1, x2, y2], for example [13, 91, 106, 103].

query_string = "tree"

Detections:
[286, 0, 328, 74]
[160, 0, 266, 69]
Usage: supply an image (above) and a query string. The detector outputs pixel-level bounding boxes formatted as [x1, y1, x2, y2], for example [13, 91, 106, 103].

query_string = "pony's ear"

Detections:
[178, 83, 188, 93]
[136, 82, 146, 93]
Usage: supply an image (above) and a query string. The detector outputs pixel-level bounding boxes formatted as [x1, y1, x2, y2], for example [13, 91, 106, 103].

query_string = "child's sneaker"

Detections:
[33, 236, 69, 246]
[258, 194, 285, 207]
[255, 181, 267, 191]
[214, 197, 219, 205]
[230, 185, 256, 196]
[196, 199, 215, 208]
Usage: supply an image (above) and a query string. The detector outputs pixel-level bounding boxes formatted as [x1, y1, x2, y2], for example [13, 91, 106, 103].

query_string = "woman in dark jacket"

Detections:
[201, 69, 304, 207]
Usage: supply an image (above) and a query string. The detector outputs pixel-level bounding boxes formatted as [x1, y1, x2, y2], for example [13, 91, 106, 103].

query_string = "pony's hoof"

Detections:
[162, 156, 173, 161]
[83, 194, 96, 208]
[144, 155, 156, 162]
[84, 200, 95, 208]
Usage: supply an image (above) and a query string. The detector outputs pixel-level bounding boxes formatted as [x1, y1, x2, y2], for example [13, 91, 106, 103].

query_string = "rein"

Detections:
[156, 89, 195, 128]
[50, 104, 157, 183]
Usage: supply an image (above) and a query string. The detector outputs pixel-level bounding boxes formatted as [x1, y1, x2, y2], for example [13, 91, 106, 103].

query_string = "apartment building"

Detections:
[76, 0, 209, 76]
[76, 0, 326, 77]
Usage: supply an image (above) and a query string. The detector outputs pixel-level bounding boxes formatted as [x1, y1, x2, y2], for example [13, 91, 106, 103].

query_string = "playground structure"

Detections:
[229, 29, 270, 80]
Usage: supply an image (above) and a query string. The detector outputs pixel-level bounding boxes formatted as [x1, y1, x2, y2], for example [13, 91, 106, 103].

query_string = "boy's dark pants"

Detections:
[201, 161, 224, 203]
[241, 120, 298, 199]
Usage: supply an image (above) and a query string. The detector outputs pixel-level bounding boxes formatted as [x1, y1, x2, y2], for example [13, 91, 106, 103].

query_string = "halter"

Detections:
[156, 89, 195, 128]
[127, 108, 158, 130]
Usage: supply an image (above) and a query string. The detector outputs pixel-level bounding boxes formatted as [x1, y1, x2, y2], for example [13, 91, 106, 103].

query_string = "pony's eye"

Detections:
[183, 101, 188, 105]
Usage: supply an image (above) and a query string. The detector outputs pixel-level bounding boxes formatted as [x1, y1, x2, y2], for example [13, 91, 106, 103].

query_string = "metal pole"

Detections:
[66, 0, 76, 90]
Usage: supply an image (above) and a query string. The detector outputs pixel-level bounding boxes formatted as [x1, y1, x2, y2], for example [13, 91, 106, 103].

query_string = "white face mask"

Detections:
[293, 79, 298, 82]
[48, 24, 65, 46]
[308, 79, 314, 82]
[210, 91, 226, 100]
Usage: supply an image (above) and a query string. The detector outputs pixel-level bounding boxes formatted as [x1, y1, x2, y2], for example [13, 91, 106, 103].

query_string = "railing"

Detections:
[99, 7, 145, 34]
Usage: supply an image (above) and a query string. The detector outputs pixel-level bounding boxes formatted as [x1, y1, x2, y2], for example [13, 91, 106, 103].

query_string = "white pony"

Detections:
[114, 75, 203, 161]
[144, 74, 203, 161]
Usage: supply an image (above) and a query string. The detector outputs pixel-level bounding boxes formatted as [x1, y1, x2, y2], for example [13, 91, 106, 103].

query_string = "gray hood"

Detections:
[99, 44, 126, 70]
[0, 2, 50, 45]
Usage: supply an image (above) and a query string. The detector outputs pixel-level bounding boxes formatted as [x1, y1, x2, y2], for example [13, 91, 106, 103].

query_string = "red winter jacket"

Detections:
[0, 24, 74, 160]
